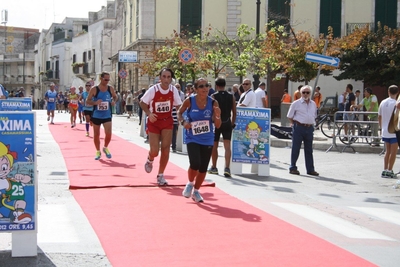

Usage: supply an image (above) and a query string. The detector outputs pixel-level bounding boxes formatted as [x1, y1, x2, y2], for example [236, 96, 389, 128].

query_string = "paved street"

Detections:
[1, 110, 399, 267]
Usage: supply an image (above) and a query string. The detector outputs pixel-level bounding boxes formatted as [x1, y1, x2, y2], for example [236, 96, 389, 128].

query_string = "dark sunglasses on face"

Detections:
[302, 91, 310, 94]
[85, 85, 91, 86]
[243, 83, 250, 85]
[104, 79, 110, 81]
[198, 84, 209, 89]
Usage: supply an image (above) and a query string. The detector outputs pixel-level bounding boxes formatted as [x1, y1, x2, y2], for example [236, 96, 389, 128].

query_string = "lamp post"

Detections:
[1, 9, 8, 84]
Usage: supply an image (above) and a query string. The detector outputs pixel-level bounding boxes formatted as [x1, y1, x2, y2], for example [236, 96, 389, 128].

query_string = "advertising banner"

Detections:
[0, 112, 36, 232]
[232, 107, 270, 164]
[0, 98, 32, 111]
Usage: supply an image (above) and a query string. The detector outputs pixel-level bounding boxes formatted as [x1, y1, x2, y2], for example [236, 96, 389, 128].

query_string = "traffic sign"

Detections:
[118, 69, 128, 79]
[305, 52, 340, 67]
[179, 48, 194, 64]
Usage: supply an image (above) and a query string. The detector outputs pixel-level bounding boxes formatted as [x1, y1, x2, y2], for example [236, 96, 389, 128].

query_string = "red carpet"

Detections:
[49, 123, 214, 189]
[50, 123, 375, 267]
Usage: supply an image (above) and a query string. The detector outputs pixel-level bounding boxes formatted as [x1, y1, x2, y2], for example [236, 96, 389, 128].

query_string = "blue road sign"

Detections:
[305, 52, 340, 67]
[179, 48, 194, 64]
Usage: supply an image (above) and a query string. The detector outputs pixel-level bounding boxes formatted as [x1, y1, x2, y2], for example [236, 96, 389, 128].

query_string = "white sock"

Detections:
[188, 181, 194, 185]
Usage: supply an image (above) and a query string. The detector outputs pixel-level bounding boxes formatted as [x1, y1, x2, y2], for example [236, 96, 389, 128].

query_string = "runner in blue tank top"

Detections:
[177, 78, 221, 203]
[81, 82, 94, 137]
[85, 72, 117, 160]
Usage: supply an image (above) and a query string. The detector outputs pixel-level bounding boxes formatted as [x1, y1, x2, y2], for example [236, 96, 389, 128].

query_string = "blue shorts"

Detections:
[382, 137, 397, 144]
[78, 104, 84, 112]
[47, 103, 56, 111]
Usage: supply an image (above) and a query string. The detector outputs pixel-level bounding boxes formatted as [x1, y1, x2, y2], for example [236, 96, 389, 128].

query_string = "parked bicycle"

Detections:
[337, 116, 373, 145]
[315, 110, 340, 138]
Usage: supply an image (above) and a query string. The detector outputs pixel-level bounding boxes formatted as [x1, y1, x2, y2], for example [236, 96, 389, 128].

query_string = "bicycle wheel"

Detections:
[320, 119, 337, 138]
[338, 122, 361, 145]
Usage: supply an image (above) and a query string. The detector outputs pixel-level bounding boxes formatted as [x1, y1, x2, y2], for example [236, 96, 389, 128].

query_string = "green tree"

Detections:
[334, 25, 400, 86]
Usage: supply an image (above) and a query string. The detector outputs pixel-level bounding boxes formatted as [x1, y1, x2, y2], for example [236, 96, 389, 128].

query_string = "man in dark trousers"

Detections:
[208, 77, 236, 177]
[137, 88, 146, 125]
[287, 85, 319, 176]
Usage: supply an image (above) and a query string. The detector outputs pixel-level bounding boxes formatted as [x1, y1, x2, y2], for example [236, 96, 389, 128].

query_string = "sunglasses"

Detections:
[243, 83, 250, 85]
[85, 85, 91, 86]
[104, 79, 110, 81]
[198, 84, 209, 89]
[302, 91, 310, 94]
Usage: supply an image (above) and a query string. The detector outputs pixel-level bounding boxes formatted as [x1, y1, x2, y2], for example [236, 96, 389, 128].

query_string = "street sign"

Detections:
[179, 48, 194, 64]
[305, 52, 340, 67]
[118, 51, 138, 63]
[118, 69, 128, 79]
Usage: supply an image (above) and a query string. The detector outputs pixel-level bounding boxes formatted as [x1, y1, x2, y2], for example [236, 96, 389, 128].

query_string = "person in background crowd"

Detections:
[208, 81, 215, 96]
[237, 79, 256, 108]
[254, 81, 268, 108]
[293, 85, 302, 101]
[57, 91, 65, 113]
[336, 91, 346, 120]
[287, 85, 319, 176]
[175, 83, 185, 102]
[82, 82, 94, 137]
[137, 88, 146, 125]
[232, 84, 240, 103]
[178, 78, 221, 202]
[44, 83, 57, 124]
[281, 89, 291, 103]
[68, 87, 80, 128]
[351, 87, 380, 147]
[77, 86, 85, 123]
[208, 77, 236, 178]
[64, 92, 70, 113]
[125, 90, 134, 119]
[140, 68, 183, 186]
[378, 85, 399, 178]
[314, 86, 323, 108]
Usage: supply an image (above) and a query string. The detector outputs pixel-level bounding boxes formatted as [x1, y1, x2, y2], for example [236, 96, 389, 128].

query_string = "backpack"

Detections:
[0, 84, 9, 99]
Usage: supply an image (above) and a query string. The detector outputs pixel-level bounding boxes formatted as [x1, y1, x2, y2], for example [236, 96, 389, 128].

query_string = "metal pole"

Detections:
[312, 39, 328, 97]
[256, 0, 261, 35]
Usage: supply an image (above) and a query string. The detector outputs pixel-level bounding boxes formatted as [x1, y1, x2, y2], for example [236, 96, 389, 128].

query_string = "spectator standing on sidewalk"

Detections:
[378, 85, 399, 178]
[208, 77, 236, 177]
[281, 89, 291, 103]
[313, 86, 323, 108]
[351, 87, 380, 146]
[237, 79, 256, 108]
[287, 85, 319, 176]
[254, 82, 268, 108]
[125, 90, 134, 119]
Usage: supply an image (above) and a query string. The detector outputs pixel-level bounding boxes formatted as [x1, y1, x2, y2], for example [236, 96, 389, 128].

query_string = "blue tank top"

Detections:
[185, 95, 214, 146]
[82, 91, 93, 111]
[92, 86, 112, 119]
[45, 90, 57, 105]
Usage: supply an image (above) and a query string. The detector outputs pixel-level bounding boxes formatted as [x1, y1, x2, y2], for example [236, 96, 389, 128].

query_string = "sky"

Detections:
[1, 0, 108, 29]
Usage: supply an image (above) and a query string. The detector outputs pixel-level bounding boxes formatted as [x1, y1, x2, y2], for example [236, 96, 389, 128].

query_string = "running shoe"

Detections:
[86, 132, 89, 137]
[224, 167, 231, 178]
[47, 116, 50, 121]
[387, 170, 395, 178]
[157, 174, 168, 186]
[182, 182, 194, 198]
[103, 147, 112, 159]
[95, 151, 101, 160]
[50, 122, 54, 125]
[208, 167, 218, 174]
[192, 190, 204, 203]
[145, 159, 153, 173]
[381, 170, 388, 178]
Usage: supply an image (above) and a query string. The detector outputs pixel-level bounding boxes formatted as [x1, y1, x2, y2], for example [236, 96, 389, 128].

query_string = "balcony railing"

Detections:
[346, 23, 373, 35]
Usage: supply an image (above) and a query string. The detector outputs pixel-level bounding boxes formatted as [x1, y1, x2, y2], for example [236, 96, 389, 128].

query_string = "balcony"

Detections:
[346, 23, 373, 35]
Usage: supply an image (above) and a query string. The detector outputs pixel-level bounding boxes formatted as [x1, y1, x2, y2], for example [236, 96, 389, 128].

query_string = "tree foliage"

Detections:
[334, 25, 400, 86]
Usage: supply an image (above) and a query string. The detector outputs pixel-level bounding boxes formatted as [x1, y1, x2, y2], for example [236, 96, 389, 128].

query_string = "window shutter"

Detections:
[375, 0, 397, 30]
[320, 0, 342, 37]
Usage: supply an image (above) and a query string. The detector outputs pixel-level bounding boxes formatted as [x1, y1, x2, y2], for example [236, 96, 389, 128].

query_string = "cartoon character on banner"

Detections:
[244, 121, 268, 161]
[0, 142, 32, 224]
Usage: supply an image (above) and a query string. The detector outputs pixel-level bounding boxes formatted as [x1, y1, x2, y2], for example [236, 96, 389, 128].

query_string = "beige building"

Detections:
[0, 26, 39, 99]
[116, 0, 399, 109]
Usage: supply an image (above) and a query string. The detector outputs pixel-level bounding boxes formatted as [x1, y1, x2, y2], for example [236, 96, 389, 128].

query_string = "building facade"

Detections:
[0, 26, 39, 98]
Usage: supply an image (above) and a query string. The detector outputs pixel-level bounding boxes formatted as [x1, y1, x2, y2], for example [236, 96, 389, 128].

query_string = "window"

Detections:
[268, 0, 291, 27]
[83, 52, 87, 62]
[320, 0, 342, 37]
[73, 54, 76, 63]
[130, 3, 133, 43]
[88, 50, 91, 60]
[180, 0, 202, 36]
[375, 0, 397, 30]
[55, 60, 59, 79]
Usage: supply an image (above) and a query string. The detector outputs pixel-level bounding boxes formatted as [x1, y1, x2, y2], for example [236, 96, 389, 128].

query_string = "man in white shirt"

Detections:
[254, 82, 268, 108]
[287, 85, 318, 176]
[237, 79, 256, 108]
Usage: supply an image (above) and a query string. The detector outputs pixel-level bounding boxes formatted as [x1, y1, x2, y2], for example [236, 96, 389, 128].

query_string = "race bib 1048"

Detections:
[191, 120, 210, 135]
